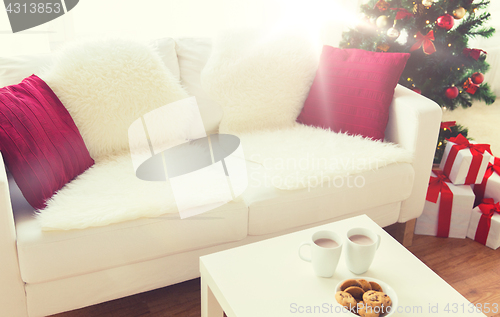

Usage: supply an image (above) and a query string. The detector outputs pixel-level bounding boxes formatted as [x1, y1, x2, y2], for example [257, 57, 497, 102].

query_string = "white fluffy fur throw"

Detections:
[201, 28, 320, 134]
[37, 154, 237, 230]
[42, 38, 190, 161]
[239, 124, 413, 190]
[36, 127, 412, 230]
[37, 155, 176, 230]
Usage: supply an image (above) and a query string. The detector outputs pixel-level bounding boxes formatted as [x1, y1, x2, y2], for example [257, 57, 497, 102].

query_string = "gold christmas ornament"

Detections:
[376, 15, 390, 28]
[413, 3, 425, 17]
[387, 27, 400, 40]
[453, 7, 466, 19]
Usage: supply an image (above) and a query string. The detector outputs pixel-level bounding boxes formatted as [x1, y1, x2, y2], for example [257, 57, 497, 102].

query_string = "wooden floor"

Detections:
[53, 234, 500, 317]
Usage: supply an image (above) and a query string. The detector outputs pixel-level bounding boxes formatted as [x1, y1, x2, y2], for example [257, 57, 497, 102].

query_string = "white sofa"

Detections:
[0, 37, 442, 317]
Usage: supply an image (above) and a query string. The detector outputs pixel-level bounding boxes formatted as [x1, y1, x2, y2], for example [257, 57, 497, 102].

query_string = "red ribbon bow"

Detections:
[440, 121, 456, 130]
[426, 170, 454, 237]
[473, 157, 500, 206]
[474, 198, 500, 245]
[390, 8, 413, 20]
[410, 31, 436, 55]
[443, 134, 492, 184]
[463, 48, 487, 61]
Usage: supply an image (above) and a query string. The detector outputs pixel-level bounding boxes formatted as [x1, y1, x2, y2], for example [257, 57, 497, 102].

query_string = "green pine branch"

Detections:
[467, 28, 496, 38]
[455, 12, 492, 35]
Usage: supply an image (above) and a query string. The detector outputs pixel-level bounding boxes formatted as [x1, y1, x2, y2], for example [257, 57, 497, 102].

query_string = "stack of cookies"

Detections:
[335, 279, 392, 317]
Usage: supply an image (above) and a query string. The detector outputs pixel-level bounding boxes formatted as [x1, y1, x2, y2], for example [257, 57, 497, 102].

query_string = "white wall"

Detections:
[1, 0, 497, 93]
[0, 0, 361, 56]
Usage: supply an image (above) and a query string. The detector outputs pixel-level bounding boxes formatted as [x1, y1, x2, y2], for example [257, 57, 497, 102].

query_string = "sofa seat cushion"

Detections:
[243, 160, 414, 235]
[10, 174, 248, 284]
[239, 124, 413, 190]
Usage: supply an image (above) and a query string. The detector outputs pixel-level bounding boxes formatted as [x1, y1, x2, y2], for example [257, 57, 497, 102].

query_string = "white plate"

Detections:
[334, 277, 398, 317]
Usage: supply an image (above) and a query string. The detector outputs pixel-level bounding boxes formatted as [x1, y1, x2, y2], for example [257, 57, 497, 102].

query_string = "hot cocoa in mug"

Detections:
[348, 234, 374, 246]
[299, 230, 343, 277]
[345, 228, 380, 274]
[314, 238, 339, 248]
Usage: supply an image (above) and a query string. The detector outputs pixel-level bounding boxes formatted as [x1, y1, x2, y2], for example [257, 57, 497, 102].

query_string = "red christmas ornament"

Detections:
[471, 72, 484, 84]
[437, 14, 454, 30]
[412, 87, 422, 94]
[463, 78, 479, 94]
[445, 86, 459, 99]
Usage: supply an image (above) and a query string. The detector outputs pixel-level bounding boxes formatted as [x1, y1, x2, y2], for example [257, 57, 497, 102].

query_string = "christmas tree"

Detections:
[340, 0, 496, 111]
[435, 121, 469, 163]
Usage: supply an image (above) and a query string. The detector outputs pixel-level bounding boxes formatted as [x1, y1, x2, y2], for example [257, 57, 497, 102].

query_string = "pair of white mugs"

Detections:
[298, 228, 380, 277]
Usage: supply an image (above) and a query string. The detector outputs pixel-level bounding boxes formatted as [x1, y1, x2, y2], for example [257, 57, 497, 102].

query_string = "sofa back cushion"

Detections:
[0, 75, 94, 209]
[42, 38, 190, 161]
[296, 46, 410, 140]
[0, 53, 53, 89]
[175, 38, 223, 134]
[0, 38, 180, 89]
[200, 29, 320, 134]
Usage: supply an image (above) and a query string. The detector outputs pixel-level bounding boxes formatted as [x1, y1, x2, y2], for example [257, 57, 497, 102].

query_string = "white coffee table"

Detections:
[200, 215, 488, 317]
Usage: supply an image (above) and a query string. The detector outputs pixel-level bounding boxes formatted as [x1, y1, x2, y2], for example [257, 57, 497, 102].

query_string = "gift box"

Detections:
[473, 157, 500, 206]
[415, 170, 475, 238]
[466, 198, 500, 250]
[439, 134, 492, 185]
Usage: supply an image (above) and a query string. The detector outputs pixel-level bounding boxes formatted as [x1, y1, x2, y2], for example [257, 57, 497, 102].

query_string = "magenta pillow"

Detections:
[297, 46, 410, 140]
[0, 75, 94, 209]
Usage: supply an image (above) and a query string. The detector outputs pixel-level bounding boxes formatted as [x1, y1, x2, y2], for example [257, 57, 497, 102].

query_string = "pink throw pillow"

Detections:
[0, 75, 94, 209]
[297, 46, 410, 140]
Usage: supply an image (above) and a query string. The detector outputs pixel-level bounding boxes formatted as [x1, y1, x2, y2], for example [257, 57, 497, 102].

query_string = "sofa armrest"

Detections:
[0, 152, 28, 316]
[385, 85, 442, 222]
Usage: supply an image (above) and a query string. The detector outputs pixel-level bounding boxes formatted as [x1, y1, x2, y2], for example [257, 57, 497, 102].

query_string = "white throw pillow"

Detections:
[42, 38, 190, 161]
[201, 28, 321, 134]
[175, 37, 223, 134]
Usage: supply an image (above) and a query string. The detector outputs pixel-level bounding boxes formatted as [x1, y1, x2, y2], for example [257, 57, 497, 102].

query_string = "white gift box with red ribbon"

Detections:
[439, 134, 492, 185]
[466, 199, 500, 250]
[473, 157, 500, 205]
[415, 170, 475, 239]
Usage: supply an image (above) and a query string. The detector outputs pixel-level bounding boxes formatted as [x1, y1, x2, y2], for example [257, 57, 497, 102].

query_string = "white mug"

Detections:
[298, 230, 343, 277]
[345, 227, 381, 274]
